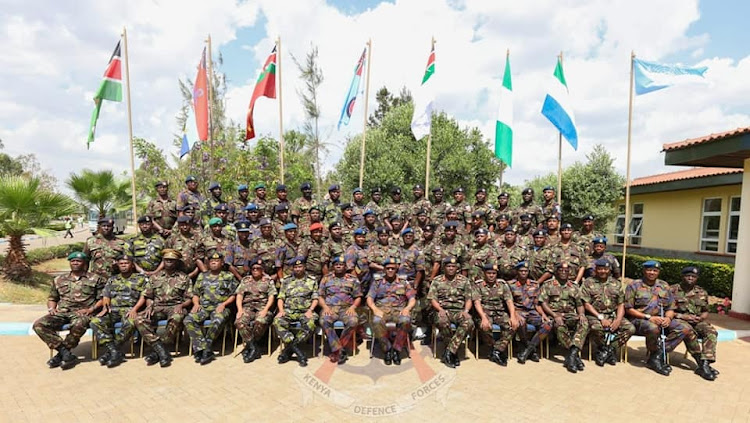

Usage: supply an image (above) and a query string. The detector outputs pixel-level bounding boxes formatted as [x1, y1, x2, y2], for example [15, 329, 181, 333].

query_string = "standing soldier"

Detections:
[451, 187, 473, 230]
[299, 222, 326, 280]
[528, 230, 555, 282]
[671, 266, 720, 379]
[268, 184, 289, 220]
[492, 213, 513, 243]
[581, 259, 635, 367]
[515, 213, 535, 247]
[129, 216, 165, 274]
[510, 261, 552, 364]
[276, 223, 302, 280]
[252, 183, 269, 218]
[291, 182, 317, 228]
[496, 228, 528, 282]
[367, 227, 401, 281]
[176, 175, 204, 225]
[274, 257, 319, 367]
[33, 252, 105, 369]
[361, 209, 378, 241]
[319, 255, 363, 364]
[548, 223, 587, 284]
[84, 217, 128, 280]
[322, 184, 343, 226]
[572, 214, 600, 255]
[587, 237, 621, 278]
[184, 251, 238, 365]
[134, 249, 192, 368]
[540, 263, 589, 373]
[321, 222, 347, 276]
[465, 228, 497, 281]
[148, 181, 177, 237]
[495, 192, 513, 222]
[340, 203, 358, 243]
[365, 187, 384, 222]
[514, 188, 543, 228]
[225, 221, 253, 280]
[474, 263, 518, 367]
[90, 254, 147, 368]
[383, 187, 410, 231]
[410, 185, 432, 228]
[202, 182, 225, 225]
[201, 217, 232, 258]
[428, 257, 476, 368]
[545, 216, 561, 247]
[351, 187, 367, 226]
[250, 218, 283, 286]
[228, 184, 250, 223]
[242, 203, 263, 236]
[428, 221, 468, 280]
[473, 188, 494, 230]
[430, 187, 449, 224]
[540, 186, 561, 222]
[367, 257, 417, 366]
[208, 204, 236, 239]
[345, 228, 372, 293]
[165, 215, 205, 278]
[272, 204, 291, 238]
[235, 257, 277, 363]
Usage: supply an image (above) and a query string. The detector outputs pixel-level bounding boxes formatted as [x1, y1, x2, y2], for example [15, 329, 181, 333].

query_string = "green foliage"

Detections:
[0, 177, 77, 239]
[613, 252, 734, 298]
[66, 169, 131, 218]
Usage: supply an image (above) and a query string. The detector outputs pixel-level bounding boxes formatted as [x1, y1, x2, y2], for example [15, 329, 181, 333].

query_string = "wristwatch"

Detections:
[597, 314, 604, 320]
[643, 314, 651, 320]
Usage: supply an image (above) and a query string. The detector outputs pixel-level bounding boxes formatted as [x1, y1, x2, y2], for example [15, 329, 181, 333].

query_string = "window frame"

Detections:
[699, 197, 722, 253]
[726, 196, 741, 255]
[614, 203, 643, 245]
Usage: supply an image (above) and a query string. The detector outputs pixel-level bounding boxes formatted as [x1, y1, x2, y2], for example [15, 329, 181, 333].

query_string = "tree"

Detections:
[293, 44, 326, 199]
[0, 176, 77, 280]
[66, 169, 131, 218]
[368, 86, 412, 127]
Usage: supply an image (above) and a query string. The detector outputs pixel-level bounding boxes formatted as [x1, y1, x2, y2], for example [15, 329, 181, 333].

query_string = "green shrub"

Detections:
[614, 253, 733, 298]
[0, 243, 85, 267]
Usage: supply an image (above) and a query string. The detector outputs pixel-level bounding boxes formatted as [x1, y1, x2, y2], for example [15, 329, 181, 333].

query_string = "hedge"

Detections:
[0, 243, 85, 267]
[613, 252, 733, 298]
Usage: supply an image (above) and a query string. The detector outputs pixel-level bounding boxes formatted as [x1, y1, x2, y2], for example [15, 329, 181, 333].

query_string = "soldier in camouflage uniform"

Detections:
[451, 187, 473, 230]
[250, 218, 283, 285]
[202, 182, 225, 225]
[365, 187, 384, 223]
[319, 255, 363, 364]
[514, 188, 543, 228]
[228, 184, 250, 223]
[362, 209, 379, 243]
[322, 222, 346, 275]
[299, 222, 325, 280]
[274, 257, 319, 367]
[410, 185, 432, 228]
[134, 249, 192, 368]
[33, 252, 105, 369]
[242, 203, 263, 236]
[276, 223, 302, 279]
[206, 203, 237, 239]
[129, 216, 165, 274]
[547, 223, 587, 283]
[540, 186, 561, 223]
[367, 257, 417, 366]
[267, 184, 290, 221]
[383, 187, 411, 231]
[528, 230, 555, 282]
[176, 175, 204, 225]
[252, 183, 269, 218]
[387, 215, 405, 244]
[587, 237, 621, 278]
[540, 263, 589, 373]
[492, 213, 512, 244]
[184, 251, 238, 365]
[509, 261, 552, 364]
[201, 217, 232, 259]
[671, 266, 720, 378]
[165, 215, 204, 277]
[572, 214, 601, 255]
[625, 261, 709, 379]
[494, 192, 513, 223]
[428, 257, 476, 368]
[84, 217, 128, 280]
[545, 216, 561, 247]
[581, 259, 635, 367]
[148, 181, 178, 237]
[345, 228, 372, 294]
[465, 228, 497, 280]
[474, 263, 518, 366]
[515, 213, 535, 248]
[473, 188, 495, 231]
[322, 184, 343, 226]
[412, 209, 430, 240]
[299, 205, 325, 240]
[235, 257, 277, 363]
[351, 187, 367, 226]
[430, 187, 449, 224]
[90, 254, 147, 367]
[497, 228, 528, 281]
[367, 227, 401, 281]
[291, 182, 318, 228]
[340, 203, 359, 244]
[428, 221, 468, 281]
[272, 204, 291, 238]
[225, 221, 253, 280]
[467, 210, 489, 244]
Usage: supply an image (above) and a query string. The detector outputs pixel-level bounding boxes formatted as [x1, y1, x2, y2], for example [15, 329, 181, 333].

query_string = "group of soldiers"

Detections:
[32, 178, 719, 381]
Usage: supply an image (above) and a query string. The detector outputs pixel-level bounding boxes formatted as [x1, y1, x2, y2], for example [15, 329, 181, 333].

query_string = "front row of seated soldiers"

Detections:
[33, 250, 718, 380]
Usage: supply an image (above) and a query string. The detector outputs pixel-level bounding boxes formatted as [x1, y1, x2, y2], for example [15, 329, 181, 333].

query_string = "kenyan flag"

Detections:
[245, 46, 277, 140]
[88, 41, 123, 148]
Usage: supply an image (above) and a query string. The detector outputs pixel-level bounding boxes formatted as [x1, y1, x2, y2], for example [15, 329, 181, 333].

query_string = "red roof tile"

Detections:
[630, 167, 743, 187]
[662, 127, 750, 151]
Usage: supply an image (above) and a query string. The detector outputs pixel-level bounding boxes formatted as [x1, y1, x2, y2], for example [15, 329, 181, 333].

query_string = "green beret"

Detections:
[67, 251, 88, 261]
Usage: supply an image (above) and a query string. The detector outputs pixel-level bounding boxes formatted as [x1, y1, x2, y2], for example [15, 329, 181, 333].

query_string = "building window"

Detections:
[700, 198, 722, 252]
[615, 203, 643, 245]
[727, 196, 741, 254]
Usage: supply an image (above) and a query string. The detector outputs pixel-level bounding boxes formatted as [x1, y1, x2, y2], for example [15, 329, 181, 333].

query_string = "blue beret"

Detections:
[237, 184, 249, 191]
[300, 182, 312, 190]
[363, 209, 375, 216]
[682, 266, 699, 275]
[276, 184, 287, 191]
[383, 257, 401, 266]
[282, 223, 298, 231]
[331, 255, 345, 264]
[401, 228, 414, 236]
[248, 257, 263, 267]
[643, 260, 661, 269]
[594, 258, 610, 268]
[235, 221, 251, 232]
[514, 261, 529, 269]
[185, 175, 197, 183]
[287, 256, 306, 266]
[214, 203, 229, 212]
[483, 262, 499, 271]
[208, 182, 221, 190]
[328, 184, 340, 191]
[353, 227, 367, 235]
[592, 236, 607, 244]
[243, 203, 259, 211]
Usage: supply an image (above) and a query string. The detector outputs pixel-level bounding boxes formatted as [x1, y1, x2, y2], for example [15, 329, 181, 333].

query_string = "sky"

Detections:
[2, 0, 749, 193]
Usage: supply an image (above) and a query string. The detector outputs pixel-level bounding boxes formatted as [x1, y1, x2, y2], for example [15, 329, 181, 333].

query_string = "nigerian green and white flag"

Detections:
[87, 40, 123, 148]
[494, 53, 513, 167]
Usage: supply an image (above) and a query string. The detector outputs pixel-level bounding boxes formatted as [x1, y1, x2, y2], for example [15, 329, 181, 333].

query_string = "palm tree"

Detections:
[0, 176, 77, 280]
[66, 169, 131, 219]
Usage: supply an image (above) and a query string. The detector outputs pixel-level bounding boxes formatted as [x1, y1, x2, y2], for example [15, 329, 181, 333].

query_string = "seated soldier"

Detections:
[90, 254, 148, 368]
[473, 263, 518, 367]
[539, 263, 589, 373]
[274, 256, 319, 367]
[235, 257, 277, 363]
[134, 249, 192, 368]
[33, 252, 105, 370]
[428, 256, 476, 368]
[367, 257, 417, 366]
[509, 261, 552, 364]
[184, 251, 238, 365]
[319, 255, 363, 364]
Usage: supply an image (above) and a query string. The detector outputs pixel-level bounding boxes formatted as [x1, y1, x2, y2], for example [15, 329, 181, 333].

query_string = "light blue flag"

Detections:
[541, 57, 578, 150]
[337, 48, 367, 130]
[634, 59, 708, 95]
[179, 133, 191, 159]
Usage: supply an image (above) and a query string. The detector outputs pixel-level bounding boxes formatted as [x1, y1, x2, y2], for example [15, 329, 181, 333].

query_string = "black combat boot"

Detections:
[200, 349, 215, 365]
[442, 350, 455, 368]
[392, 349, 402, 365]
[646, 351, 670, 376]
[606, 345, 617, 365]
[106, 343, 125, 368]
[97, 345, 111, 366]
[242, 342, 257, 363]
[153, 342, 172, 368]
[708, 362, 720, 376]
[59, 347, 79, 370]
[144, 351, 159, 366]
[594, 346, 607, 367]
[47, 349, 64, 368]
[489, 348, 500, 365]
[338, 349, 348, 365]
[277, 342, 293, 364]
[497, 350, 508, 367]
[291, 343, 307, 367]
[517, 343, 532, 364]
[193, 349, 203, 363]
[571, 346, 584, 371]
[564, 348, 577, 373]
[691, 354, 715, 381]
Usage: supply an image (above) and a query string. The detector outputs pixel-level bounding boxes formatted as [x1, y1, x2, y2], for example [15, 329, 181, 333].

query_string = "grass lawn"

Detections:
[0, 271, 53, 304]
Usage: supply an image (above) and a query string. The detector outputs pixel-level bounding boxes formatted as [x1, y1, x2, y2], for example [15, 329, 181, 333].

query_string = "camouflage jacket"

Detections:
[430, 201, 450, 224]
[398, 244, 425, 281]
[465, 242, 497, 281]
[84, 234, 128, 279]
[540, 200, 561, 222]
[509, 279, 542, 312]
[103, 272, 148, 309]
[299, 238, 325, 277]
[236, 274, 277, 310]
[321, 238, 346, 268]
[193, 271, 238, 308]
[496, 243, 528, 280]
[364, 200, 383, 223]
[572, 230, 602, 255]
[252, 197, 269, 218]
[321, 199, 342, 226]
[225, 240, 253, 270]
[278, 274, 318, 313]
[228, 198, 249, 222]
[201, 233, 232, 258]
[428, 238, 468, 272]
[625, 279, 675, 315]
[250, 235, 283, 275]
[580, 276, 623, 315]
[513, 203, 543, 227]
[318, 273, 362, 310]
[165, 230, 203, 272]
[291, 197, 318, 228]
[176, 189, 204, 224]
[367, 275, 415, 310]
[527, 246, 555, 280]
[366, 242, 401, 268]
[452, 199, 473, 224]
[142, 270, 192, 307]
[49, 272, 105, 312]
[549, 242, 588, 275]
[275, 239, 301, 277]
[539, 279, 581, 314]
[476, 279, 512, 315]
[129, 233, 165, 272]
[670, 283, 710, 316]
[147, 197, 178, 230]
[428, 274, 476, 310]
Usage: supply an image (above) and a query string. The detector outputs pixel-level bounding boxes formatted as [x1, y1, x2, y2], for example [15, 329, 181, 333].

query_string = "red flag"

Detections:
[246, 46, 277, 140]
[193, 48, 209, 141]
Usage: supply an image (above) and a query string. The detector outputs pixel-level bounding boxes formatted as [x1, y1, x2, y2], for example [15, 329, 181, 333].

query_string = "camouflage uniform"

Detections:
[33, 272, 105, 350]
[527, 245, 555, 281]
[366, 242, 401, 276]
[351, 201, 368, 226]
[276, 239, 302, 278]
[291, 197, 318, 229]
[201, 232, 231, 258]
[225, 239, 253, 275]
[546, 231, 561, 247]
[128, 233, 165, 272]
[235, 274, 277, 344]
[250, 235, 283, 281]
[452, 199, 473, 225]
[430, 200, 450, 224]
[587, 252, 621, 278]
[625, 279, 700, 354]
[509, 279, 552, 347]
[202, 196, 225, 225]
[540, 200, 561, 222]
[410, 198, 432, 226]
[267, 198, 290, 221]
[548, 242, 588, 279]
[90, 273, 148, 346]
[475, 279, 515, 353]
[299, 238, 325, 279]
[514, 203, 543, 227]
[472, 202, 495, 227]
[147, 197, 178, 231]
[176, 189, 204, 224]
[539, 279, 589, 349]
[496, 243, 528, 281]
[319, 273, 363, 353]
[364, 200, 383, 222]
[228, 198, 249, 223]
[340, 219, 357, 246]
[321, 237, 346, 269]
[322, 199, 342, 226]
[274, 274, 319, 345]
[368, 275, 416, 352]
[83, 234, 128, 279]
[429, 237, 468, 276]
[135, 269, 192, 346]
[465, 242, 497, 281]
[253, 196, 269, 219]
[165, 231, 203, 273]
[671, 283, 717, 361]
[572, 230, 601, 255]
[345, 243, 372, 294]
[184, 271, 238, 352]
[383, 202, 411, 225]
[428, 273, 476, 354]
[580, 276, 635, 348]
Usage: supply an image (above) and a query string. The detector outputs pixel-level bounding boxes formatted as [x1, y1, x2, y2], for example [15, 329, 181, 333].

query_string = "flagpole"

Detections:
[498, 48, 509, 193]
[277, 36, 285, 184]
[424, 36, 436, 194]
[622, 51, 636, 282]
[359, 39, 373, 189]
[206, 34, 215, 181]
[120, 27, 138, 225]
[556, 51, 563, 205]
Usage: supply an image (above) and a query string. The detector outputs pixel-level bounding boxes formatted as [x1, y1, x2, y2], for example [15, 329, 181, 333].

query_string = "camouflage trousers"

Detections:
[434, 310, 475, 354]
[632, 317, 700, 354]
[689, 321, 718, 361]
[134, 305, 186, 346]
[476, 311, 514, 352]
[90, 308, 136, 346]
[516, 310, 552, 347]
[274, 311, 318, 346]
[586, 316, 635, 348]
[552, 313, 590, 350]
[372, 309, 411, 352]
[184, 307, 232, 352]
[320, 308, 363, 353]
[235, 308, 274, 343]
[33, 311, 91, 350]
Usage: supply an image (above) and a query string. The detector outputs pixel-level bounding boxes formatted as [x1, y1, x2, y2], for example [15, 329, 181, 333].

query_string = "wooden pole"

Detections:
[359, 39, 373, 189]
[121, 27, 138, 225]
[424, 36, 435, 193]
[277, 37, 285, 184]
[622, 51, 636, 282]
[206, 34, 215, 181]
[556, 51, 563, 205]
